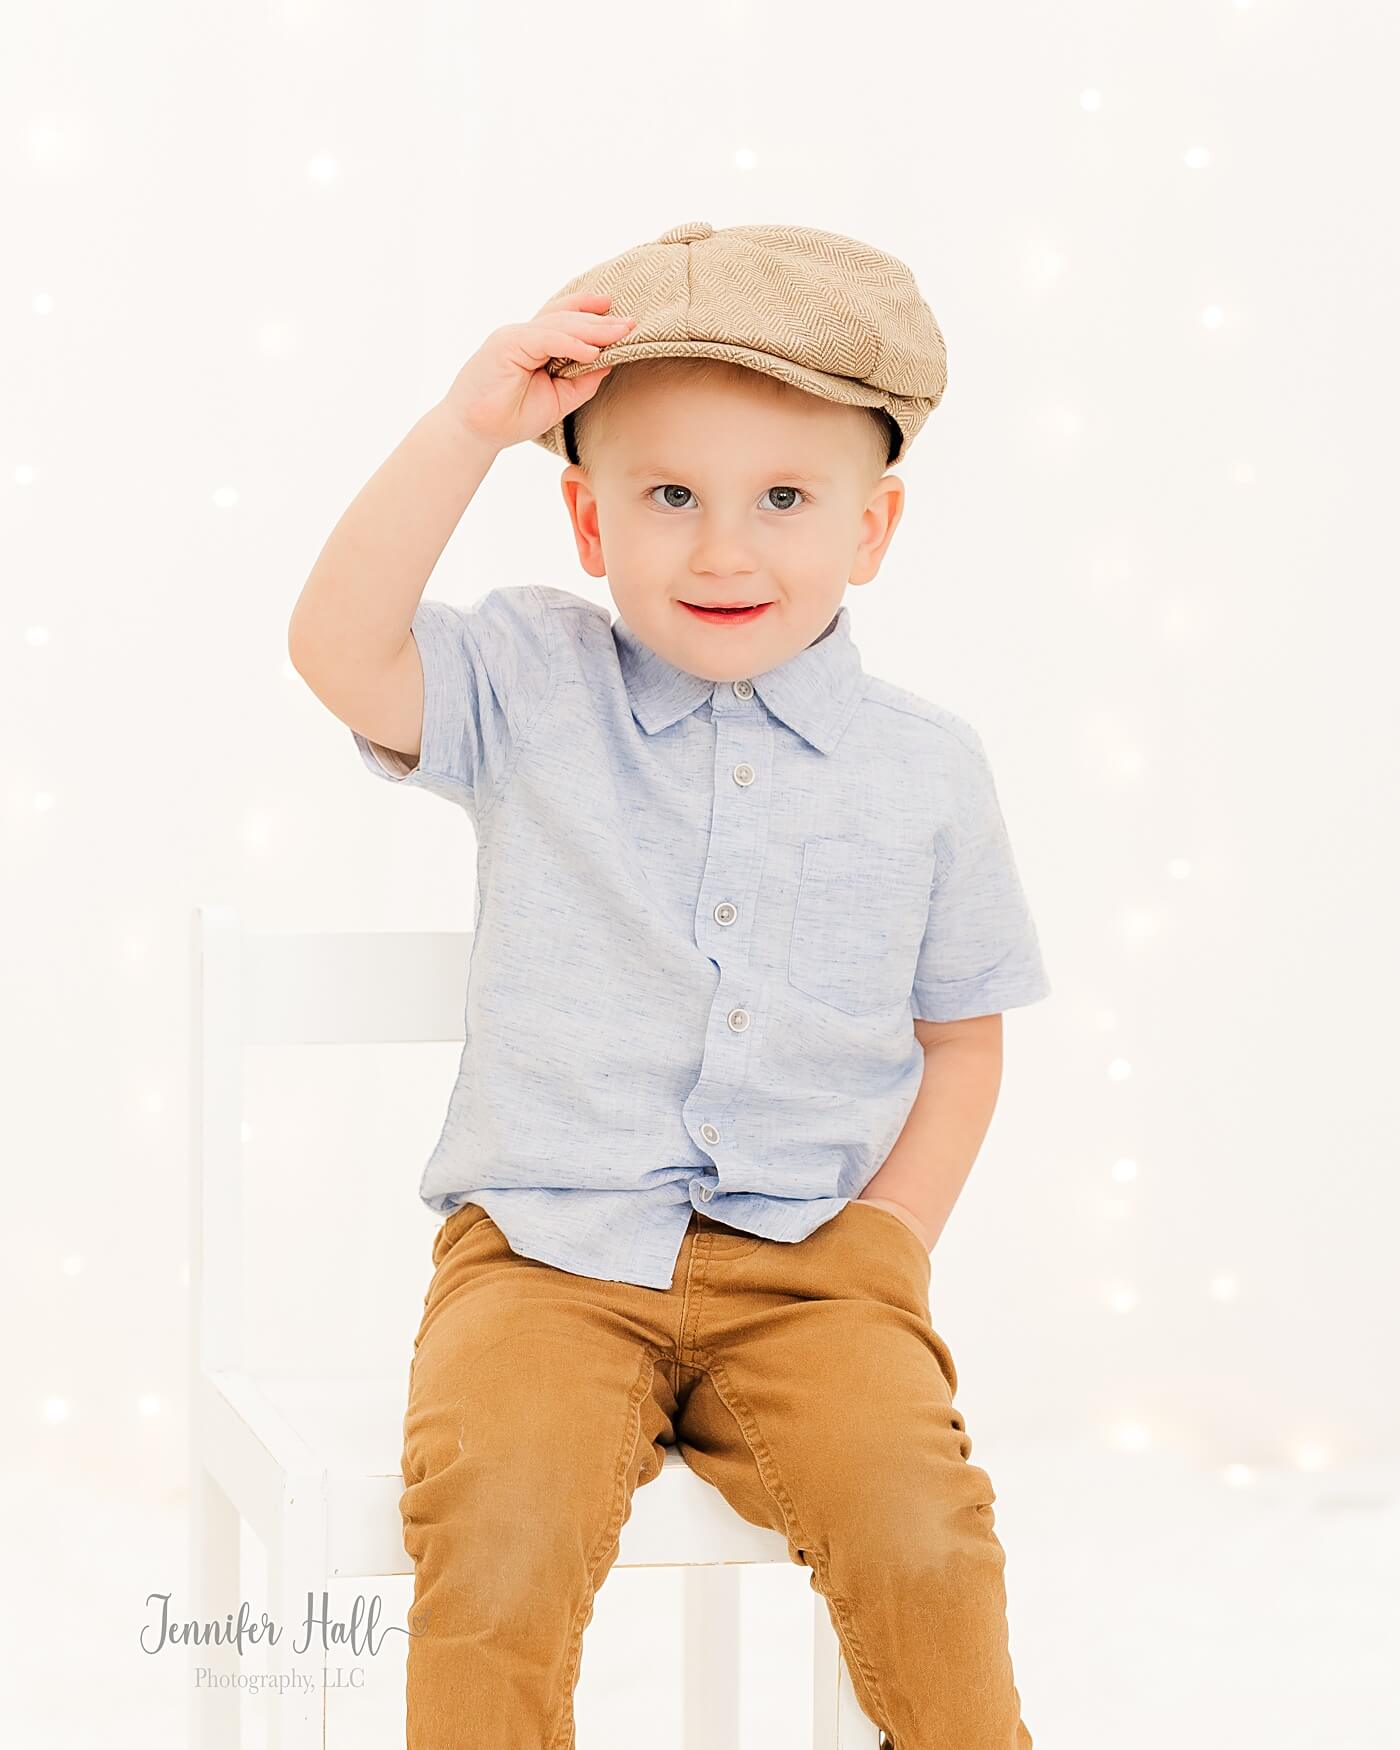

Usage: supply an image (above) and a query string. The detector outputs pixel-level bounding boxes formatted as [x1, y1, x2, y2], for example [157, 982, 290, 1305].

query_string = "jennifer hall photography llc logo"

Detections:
[141, 1589, 431, 1694]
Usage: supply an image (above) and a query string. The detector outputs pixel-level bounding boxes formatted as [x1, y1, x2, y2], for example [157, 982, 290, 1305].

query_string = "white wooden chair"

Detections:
[189, 902, 881, 1749]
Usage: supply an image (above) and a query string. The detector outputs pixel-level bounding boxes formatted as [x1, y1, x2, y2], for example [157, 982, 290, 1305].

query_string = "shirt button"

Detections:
[713, 901, 738, 926]
[732, 763, 755, 786]
[727, 1008, 751, 1032]
[733, 679, 754, 700]
[700, 1122, 720, 1145]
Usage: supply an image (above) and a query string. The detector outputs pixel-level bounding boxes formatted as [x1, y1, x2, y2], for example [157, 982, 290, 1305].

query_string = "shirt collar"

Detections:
[613, 604, 866, 755]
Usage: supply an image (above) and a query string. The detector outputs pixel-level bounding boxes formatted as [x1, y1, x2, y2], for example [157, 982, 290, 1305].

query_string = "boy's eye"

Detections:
[646, 484, 807, 513]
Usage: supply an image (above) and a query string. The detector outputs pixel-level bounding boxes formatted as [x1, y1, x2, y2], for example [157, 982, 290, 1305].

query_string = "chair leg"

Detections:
[191, 1464, 242, 1750]
[812, 1594, 882, 1748]
[682, 1564, 743, 1748]
[265, 1475, 328, 1750]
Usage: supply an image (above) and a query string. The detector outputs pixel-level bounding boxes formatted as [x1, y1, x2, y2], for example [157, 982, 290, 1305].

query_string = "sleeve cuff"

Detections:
[348, 599, 474, 804]
[911, 966, 1052, 1022]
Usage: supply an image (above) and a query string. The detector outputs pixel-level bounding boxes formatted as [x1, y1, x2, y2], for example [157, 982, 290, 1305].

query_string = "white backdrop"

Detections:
[6, 1, 1398, 1745]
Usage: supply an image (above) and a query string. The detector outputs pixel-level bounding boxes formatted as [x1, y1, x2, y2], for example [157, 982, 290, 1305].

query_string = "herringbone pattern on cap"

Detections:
[532, 219, 947, 465]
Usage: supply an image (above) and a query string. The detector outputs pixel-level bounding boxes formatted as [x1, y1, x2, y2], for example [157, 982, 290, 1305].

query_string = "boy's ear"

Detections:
[849, 473, 905, 586]
[559, 467, 607, 580]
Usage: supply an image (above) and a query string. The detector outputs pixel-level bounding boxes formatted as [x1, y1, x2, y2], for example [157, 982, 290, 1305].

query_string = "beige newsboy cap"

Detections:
[531, 218, 948, 468]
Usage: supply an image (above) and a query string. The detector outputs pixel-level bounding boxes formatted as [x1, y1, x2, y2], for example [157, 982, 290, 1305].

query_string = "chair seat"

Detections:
[207, 1369, 795, 1580]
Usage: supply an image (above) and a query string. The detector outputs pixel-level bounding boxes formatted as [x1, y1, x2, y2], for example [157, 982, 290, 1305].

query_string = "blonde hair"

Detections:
[567, 356, 896, 483]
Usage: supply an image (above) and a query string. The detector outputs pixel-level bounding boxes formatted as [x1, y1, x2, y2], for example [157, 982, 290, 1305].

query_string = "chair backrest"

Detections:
[188, 903, 472, 1378]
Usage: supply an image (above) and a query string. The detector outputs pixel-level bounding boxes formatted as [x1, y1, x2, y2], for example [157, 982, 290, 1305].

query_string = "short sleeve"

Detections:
[351, 585, 555, 814]
[911, 725, 1051, 1021]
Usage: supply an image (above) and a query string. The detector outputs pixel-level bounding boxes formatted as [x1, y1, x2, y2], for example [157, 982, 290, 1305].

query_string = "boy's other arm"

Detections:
[286, 403, 500, 764]
[857, 1014, 1004, 1251]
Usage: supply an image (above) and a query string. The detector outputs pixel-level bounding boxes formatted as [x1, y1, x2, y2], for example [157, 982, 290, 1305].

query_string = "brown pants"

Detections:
[400, 1197, 1033, 1749]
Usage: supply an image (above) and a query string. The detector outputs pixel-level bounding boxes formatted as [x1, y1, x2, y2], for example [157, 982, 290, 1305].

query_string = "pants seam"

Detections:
[695, 1346, 893, 1733]
[546, 1342, 663, 1750]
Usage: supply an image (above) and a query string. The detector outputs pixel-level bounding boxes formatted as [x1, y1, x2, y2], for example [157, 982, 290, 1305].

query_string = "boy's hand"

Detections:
[858, 1195, 935, 1251]
[440, 293, 638, 454]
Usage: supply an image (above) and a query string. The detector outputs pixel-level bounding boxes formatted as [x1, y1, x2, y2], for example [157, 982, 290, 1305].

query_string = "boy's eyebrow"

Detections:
[624, 463, 833, 485]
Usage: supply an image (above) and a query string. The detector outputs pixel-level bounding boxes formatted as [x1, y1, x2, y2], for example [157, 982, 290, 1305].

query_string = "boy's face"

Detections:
[559, 368, 905, 682]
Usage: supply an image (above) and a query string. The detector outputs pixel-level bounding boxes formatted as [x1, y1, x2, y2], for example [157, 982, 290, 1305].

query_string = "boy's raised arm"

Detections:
[286, 405, 499, 763]
[286, 296, 634, 766]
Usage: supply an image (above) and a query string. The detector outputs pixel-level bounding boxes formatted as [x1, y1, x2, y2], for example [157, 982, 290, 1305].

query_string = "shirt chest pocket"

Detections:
[786, 836, 936, 1017]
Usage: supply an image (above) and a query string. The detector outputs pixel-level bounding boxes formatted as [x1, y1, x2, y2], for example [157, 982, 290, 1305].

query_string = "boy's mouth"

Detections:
[679, 601, 773, 625]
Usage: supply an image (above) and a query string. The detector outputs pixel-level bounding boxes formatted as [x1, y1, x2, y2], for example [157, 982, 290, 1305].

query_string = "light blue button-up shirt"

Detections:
[352, 584, 1051, 1289]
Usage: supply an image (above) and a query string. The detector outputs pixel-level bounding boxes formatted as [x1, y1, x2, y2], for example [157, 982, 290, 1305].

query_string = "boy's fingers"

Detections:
[510, 318, 634, 364]
[517, 324, 626, 363]
[539, 311, 636, 338]
[533, 290, 616, 319]
[552, 365, 612, 412]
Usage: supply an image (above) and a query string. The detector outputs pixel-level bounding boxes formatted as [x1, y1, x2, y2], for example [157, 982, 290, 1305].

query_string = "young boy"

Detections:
[289, 220, 1051, 1750]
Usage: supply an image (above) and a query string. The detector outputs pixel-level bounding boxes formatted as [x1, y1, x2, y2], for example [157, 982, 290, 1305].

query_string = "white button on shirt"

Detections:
[353, 585, 1051, 1289]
